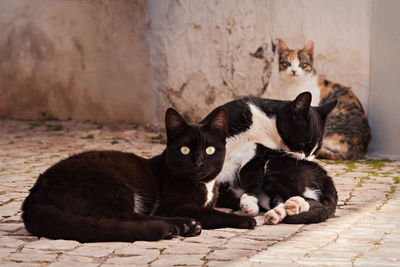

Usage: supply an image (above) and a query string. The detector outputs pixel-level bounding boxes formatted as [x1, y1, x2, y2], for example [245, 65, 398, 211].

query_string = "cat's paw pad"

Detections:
[240, 194, 259, 216]
[284, 196, 310, 216]
[264, 205, 286, 225]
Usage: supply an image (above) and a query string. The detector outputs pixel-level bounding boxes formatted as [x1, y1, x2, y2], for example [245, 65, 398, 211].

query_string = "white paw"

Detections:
[264, 204, 286, 225]
[284, 196, 310, 216]
[240, 194, 259, 216]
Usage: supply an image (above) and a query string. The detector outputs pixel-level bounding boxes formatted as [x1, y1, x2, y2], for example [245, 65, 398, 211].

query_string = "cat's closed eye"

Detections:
[180, 146, 190, 155]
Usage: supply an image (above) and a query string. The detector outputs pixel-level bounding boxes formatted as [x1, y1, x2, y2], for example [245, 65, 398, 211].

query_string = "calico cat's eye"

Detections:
[281, 61, 291, 68]
[180, 146, 190, 155]
[205, 146, 216, 155]
[300, 62, 309, 68]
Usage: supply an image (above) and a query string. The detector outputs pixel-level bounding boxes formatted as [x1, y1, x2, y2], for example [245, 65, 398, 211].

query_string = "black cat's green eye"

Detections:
[180, 146, 190, 155]
[300, 62, 309, 68]
[205, 146, 216, 155]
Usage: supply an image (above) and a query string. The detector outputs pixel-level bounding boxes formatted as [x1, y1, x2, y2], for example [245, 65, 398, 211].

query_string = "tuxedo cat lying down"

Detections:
[22, 108, 256, 243]
[202, 92, 338, 224]
[219, 145, 338, 224]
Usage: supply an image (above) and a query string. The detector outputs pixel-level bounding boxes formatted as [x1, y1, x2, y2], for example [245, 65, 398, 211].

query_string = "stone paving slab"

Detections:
[0, 119, 399, 266]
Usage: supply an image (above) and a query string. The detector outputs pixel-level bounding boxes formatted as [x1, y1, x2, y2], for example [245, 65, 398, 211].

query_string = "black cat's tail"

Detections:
[283, 178, 338, 224]
[22, 196, 177, 243]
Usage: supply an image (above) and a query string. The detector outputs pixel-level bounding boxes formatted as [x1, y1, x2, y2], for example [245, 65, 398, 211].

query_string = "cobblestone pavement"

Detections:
[0, 119, 399, 267]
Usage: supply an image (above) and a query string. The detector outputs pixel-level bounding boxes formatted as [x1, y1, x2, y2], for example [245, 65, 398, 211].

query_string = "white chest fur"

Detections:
[204, 180, 216, 206]
[216, 103, 287, 184]
[280, 74, 321, 106]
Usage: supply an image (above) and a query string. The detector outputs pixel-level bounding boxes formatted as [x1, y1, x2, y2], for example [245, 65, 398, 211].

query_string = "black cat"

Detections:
[223, 144, 338, 224]
[22, 108, 256, 243]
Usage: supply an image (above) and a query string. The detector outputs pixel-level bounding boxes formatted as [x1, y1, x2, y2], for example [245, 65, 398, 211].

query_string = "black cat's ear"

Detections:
[317, 100, 337, 119]
[303, 41, 314, 59]
[291, 92, 312, 116]
[203, 108, 227, 139]
[277, 39, 289, 55]
[165, 108, 188, 138]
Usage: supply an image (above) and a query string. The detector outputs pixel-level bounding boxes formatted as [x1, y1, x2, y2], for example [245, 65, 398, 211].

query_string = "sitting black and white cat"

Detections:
[219, 144, 338, 224]
[22, 108, 256, 243]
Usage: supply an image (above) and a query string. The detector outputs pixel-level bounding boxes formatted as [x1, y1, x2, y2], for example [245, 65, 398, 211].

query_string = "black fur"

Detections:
[246, 145, 337, 224]
[22, 108, 256, 243]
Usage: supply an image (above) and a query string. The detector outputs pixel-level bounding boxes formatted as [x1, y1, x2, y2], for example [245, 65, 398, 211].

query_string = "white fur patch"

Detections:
[285, 196, 310, 216]
[216, 103, 286, 184]
[303, 187, 320, 201]
[284, 149, 317, 162]
[204, 180, 216, 206]
[279, 67, 321, 106]
[133, 193, 144, 214]
[216, 142, 257, 184]
[264, 203, 286, 225]
[240, 193, 259, 216]
[258, 192, 271, 211]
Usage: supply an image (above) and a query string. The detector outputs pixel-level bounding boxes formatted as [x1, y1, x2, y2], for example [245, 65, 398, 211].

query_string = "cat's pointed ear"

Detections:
[316, 100, 337, 119]
[165, 108, 188, 138]
[291, 92, 312, 116]
[203, 108, 227, 139]
[277, 39, 289, 55]
[303, 41, 314, 58]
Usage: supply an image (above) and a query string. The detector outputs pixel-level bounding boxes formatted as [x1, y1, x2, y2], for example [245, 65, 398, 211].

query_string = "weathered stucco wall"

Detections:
[148, 0, 372, 122]
[0, 0, 372, 127]
[0, 0, 156, 125]
[0, 0, 370, 127]
[147, 0, 275, 122]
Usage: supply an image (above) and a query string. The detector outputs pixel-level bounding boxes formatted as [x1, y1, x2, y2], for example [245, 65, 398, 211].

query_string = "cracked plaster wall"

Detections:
[0, 0, 372, 128]
[0, 0, 155, 125]
[149, 0, 372, 123]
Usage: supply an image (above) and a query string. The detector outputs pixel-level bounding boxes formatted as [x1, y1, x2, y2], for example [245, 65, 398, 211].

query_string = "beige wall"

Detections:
[148, 0, 372, 122]
[0, 0, 156, 125]
[266, 0, 371, 111]
[0, 0, 373, 126]
[0, 0, 397, 157]
[368, 0, 400, 159]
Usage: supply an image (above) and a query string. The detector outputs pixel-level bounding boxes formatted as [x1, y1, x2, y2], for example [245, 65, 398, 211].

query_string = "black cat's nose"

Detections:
[194, 157, 204, 168]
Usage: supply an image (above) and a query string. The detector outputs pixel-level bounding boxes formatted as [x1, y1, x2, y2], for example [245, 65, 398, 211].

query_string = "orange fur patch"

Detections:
[288, 50, 298, 61]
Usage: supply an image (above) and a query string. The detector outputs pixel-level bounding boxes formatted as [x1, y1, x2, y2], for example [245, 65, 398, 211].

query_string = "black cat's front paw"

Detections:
[138, 221, 180, 241]
[236, 215, 257, 229]
[167, 217, 202, 237]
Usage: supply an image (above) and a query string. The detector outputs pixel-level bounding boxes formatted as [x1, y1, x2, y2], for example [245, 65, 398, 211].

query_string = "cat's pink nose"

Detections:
[292, 70, 297, 75]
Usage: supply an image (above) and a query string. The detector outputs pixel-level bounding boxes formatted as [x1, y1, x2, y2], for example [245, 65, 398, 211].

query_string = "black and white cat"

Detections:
[201, 91, 336, 180]
[220, 144, 338, 224]
[201, 92, 337, 223]
[22, 108, 256, 243]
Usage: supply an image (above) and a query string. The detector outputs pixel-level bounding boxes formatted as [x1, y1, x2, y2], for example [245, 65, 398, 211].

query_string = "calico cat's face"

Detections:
[277, 40, 315, 80]
[164, 108, 227, 182]
[276, 92, 337, 159]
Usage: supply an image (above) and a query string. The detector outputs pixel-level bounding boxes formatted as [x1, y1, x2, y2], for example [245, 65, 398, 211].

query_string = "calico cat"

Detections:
[201, 92, 337, 188]
[222, 144, 338, 225]
[22, 108, 256, 243]
[276, 40, 371, 160]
